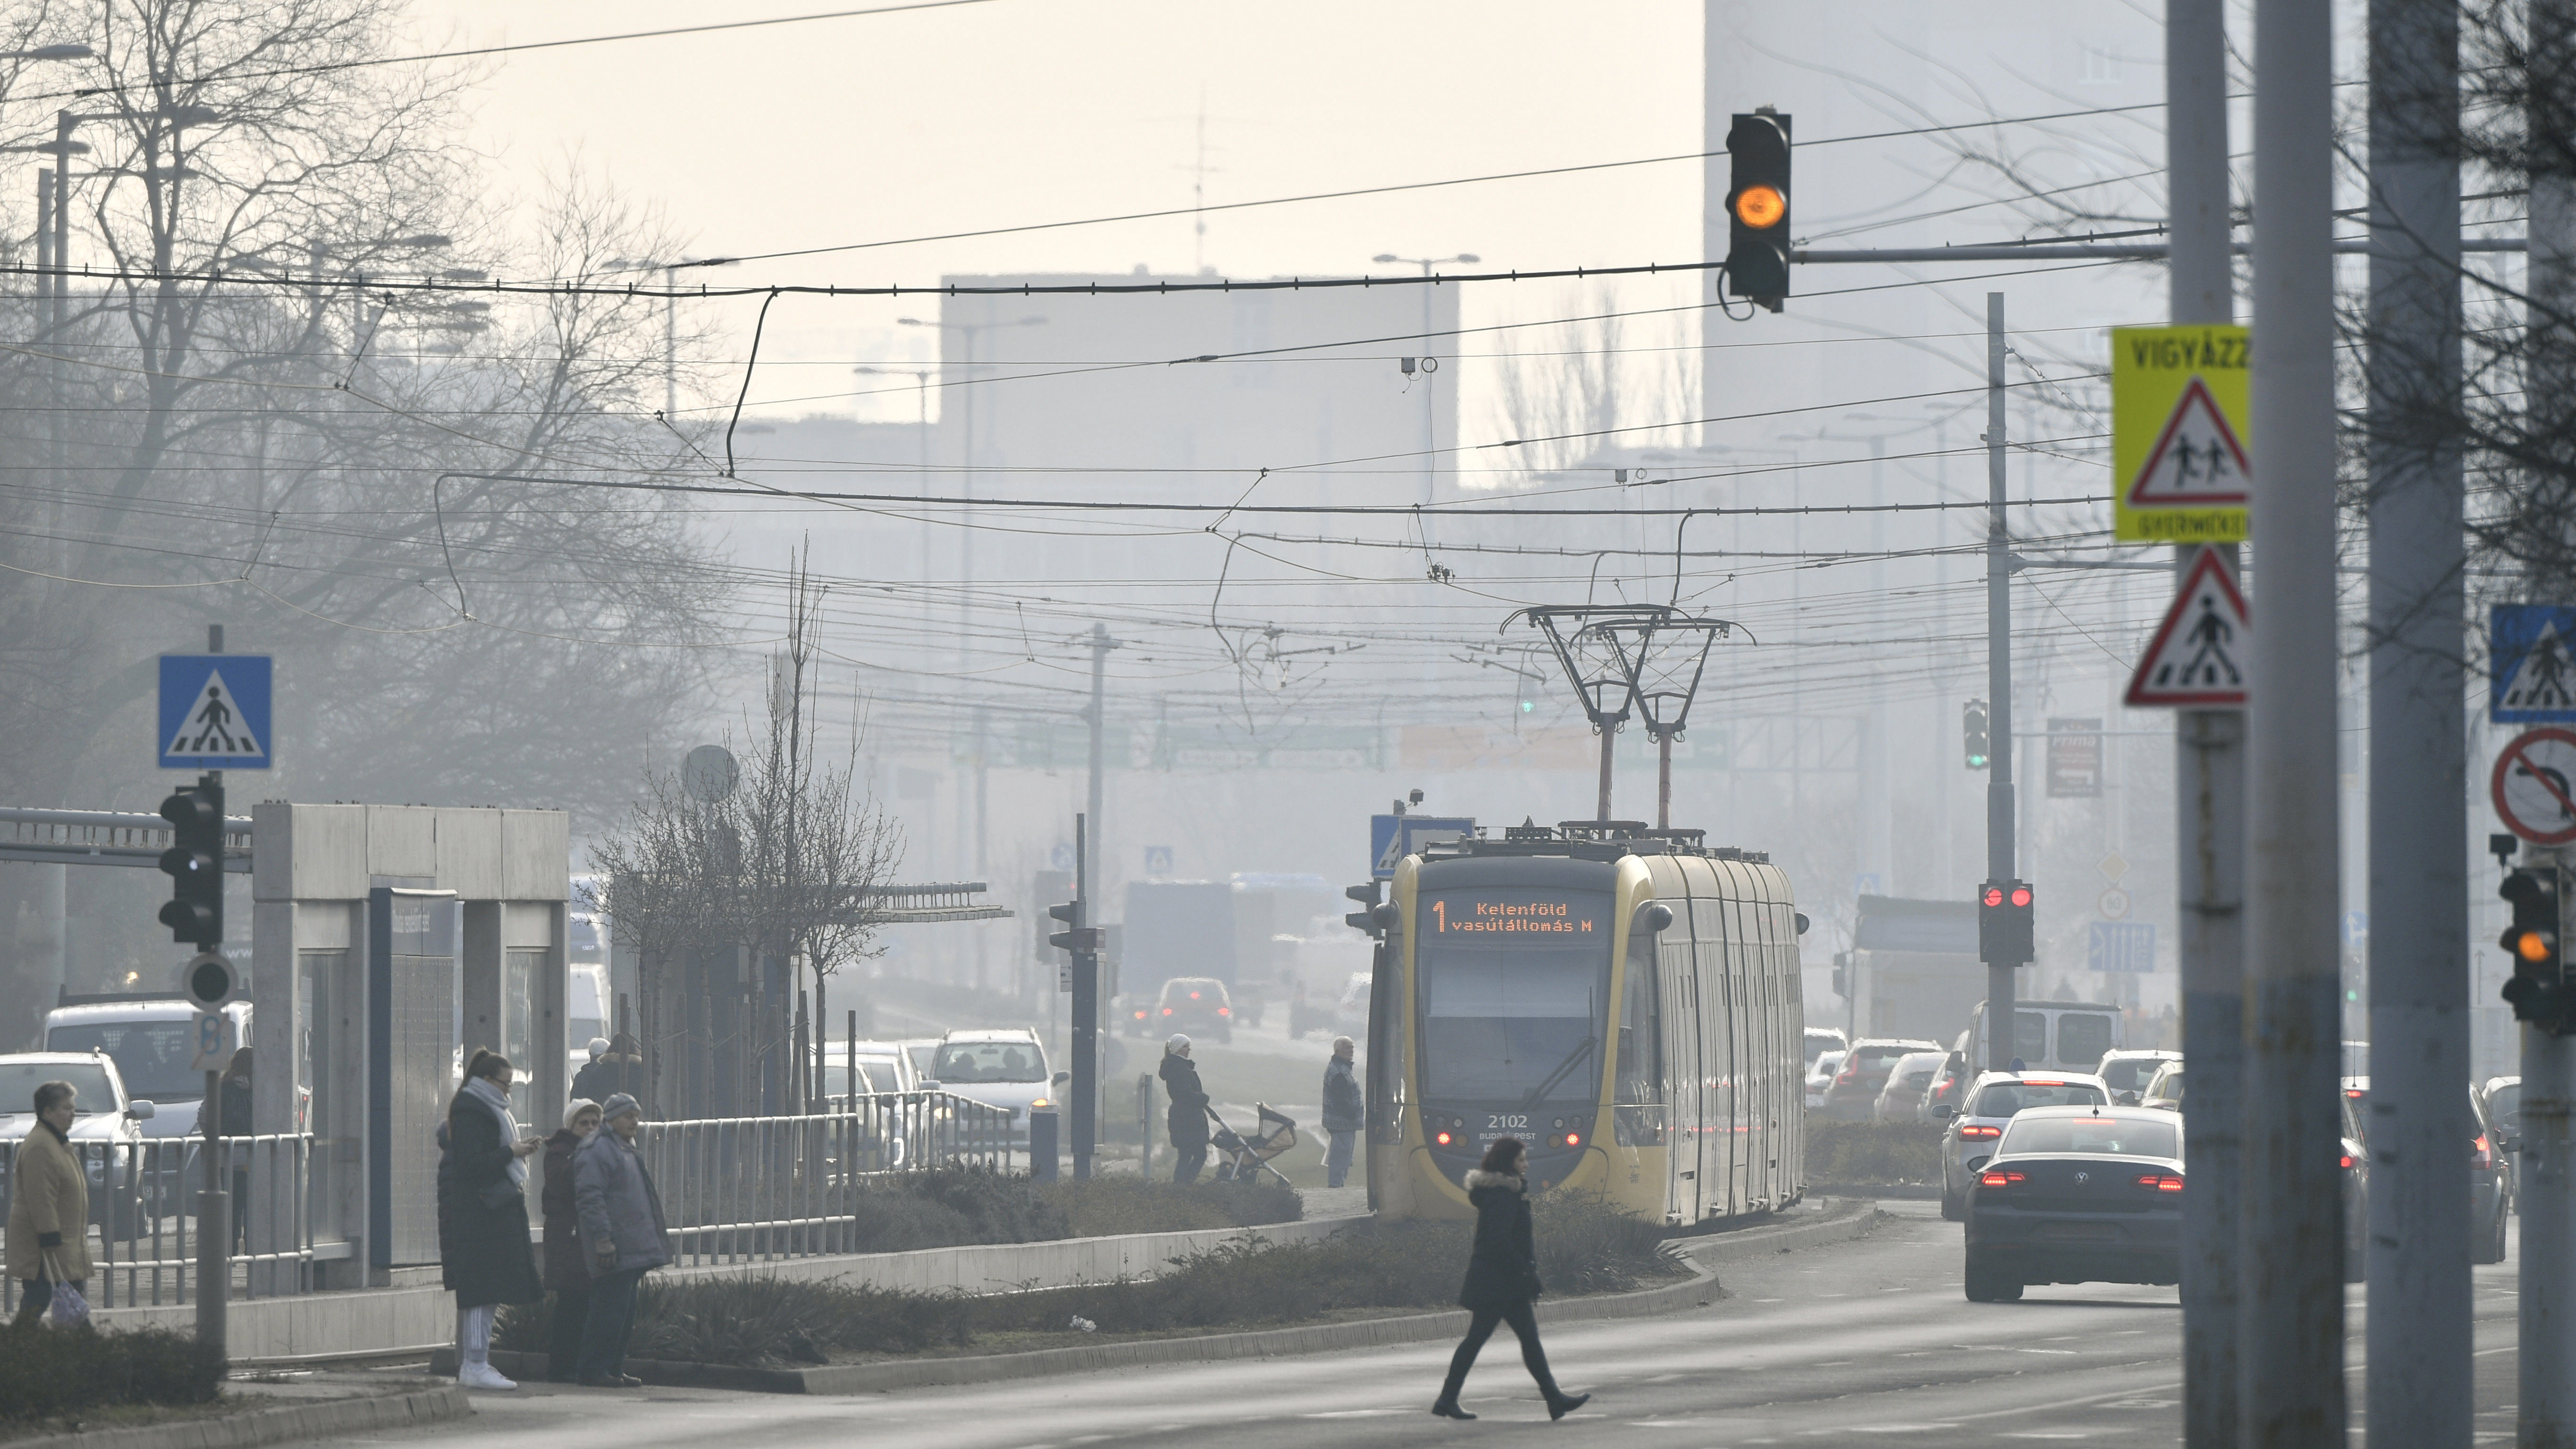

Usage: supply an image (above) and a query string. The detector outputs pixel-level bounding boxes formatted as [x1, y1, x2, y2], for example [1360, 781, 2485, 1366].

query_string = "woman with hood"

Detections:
[1430, 1137, 1589, 1422]
[540, 1099, 604, 1381]
[438, 1049, 544, 1391]
[1158, 1035, 1211, 1184]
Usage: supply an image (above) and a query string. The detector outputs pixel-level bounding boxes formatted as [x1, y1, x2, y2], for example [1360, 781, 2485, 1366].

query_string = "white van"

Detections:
[1965, 999, 2123, 1075]
[43, 993, 256, 1142]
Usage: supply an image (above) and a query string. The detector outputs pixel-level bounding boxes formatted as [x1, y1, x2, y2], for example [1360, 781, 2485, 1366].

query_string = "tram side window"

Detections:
[1615, 922, 1664, 1145]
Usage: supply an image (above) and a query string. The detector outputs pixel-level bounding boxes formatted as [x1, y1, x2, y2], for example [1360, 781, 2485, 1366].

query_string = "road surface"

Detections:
[345, 1201, 2523, 1446]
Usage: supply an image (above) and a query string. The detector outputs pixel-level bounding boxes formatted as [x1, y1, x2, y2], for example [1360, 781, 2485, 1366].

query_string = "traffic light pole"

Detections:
[1069, 813, 1097, 1181]
[198, 625, 227, 1360]
[1982, 292, 2021, 1073]
[2525, 845, 2576, 1448]
[2163, 2, 2244, 1441]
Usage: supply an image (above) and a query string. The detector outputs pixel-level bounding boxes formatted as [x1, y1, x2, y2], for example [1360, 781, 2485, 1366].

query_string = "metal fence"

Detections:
[639, 1090, 1020, 1266]
[0, 1133, 319, 1311]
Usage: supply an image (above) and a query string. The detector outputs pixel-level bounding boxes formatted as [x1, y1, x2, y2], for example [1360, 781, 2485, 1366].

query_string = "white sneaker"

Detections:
[458, 1361, 518, 1391]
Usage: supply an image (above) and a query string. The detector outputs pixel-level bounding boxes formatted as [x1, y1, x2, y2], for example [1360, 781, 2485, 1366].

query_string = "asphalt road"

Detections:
[344, 1201, 2525, 1447]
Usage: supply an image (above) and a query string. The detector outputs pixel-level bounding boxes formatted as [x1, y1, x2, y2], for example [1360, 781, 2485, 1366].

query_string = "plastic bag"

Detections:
[44, 1255, 89, 1330]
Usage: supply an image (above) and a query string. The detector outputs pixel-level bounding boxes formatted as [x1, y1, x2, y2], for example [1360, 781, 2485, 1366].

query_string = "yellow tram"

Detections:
[1367, 824, 1807, 1225]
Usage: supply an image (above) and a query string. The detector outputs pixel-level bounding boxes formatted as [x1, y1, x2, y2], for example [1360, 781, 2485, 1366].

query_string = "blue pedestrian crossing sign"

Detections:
[159, 654, 272, 769]
[2493, 606, 2576, 723]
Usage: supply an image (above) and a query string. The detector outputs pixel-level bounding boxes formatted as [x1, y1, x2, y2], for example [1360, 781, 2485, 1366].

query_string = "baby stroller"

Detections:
[1206, 1104, 1298, 1186]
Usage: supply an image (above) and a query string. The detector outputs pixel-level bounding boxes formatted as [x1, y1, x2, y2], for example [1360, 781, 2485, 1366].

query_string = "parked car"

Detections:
[923, 1029, 1062, 1143]
[1874, 1051, 1948, 1122]
[1933, 1070, 2111, 1220]
[821, 1039, 922, 1097]
[1153, 977, 1235, 1043]
[2141, 1060, 2186, 1112]
[2095, 1049, 2181, 1106]
[2340, 1091, 2370, 1282]
[1963, 1104, 2185, 1302]
[1804, 1051, 1846, 1112]
[1821, 1038, 1941, 1121]
[0, 1051, 156, 1239]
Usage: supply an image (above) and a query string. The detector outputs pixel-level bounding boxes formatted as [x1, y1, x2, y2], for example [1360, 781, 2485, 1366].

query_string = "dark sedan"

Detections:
[1964, 1105, 2185, 1303]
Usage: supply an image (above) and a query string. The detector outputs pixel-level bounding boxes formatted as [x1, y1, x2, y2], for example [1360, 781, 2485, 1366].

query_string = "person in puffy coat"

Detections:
[572, 1093, 670, 1387]
[1320, 1036, 1364, 1189]
[9, 1080, 87, 1327]
[539, 1099, 603, 1381]
[439, 1049, 543, 1390]
[1430, 1137, 1589, 1422]
[1158, 1035, 1210, 1184]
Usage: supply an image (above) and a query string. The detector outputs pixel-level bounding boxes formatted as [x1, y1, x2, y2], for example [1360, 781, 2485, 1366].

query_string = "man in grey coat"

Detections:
[1322, 1036, 1364, 1189]
[572, 1094, 669, 1387]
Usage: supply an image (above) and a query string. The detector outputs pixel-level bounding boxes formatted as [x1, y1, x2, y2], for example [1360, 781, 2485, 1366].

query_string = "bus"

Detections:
[1368, 823, 1808, 1225]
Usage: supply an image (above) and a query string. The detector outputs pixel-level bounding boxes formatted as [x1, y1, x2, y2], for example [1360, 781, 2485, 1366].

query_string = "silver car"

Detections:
[1932, 1070, 2109, 1221]
[0, 1052, 158, 1239]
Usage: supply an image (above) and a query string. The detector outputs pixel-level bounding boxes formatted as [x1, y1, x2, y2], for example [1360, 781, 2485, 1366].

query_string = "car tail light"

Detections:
[1959, 1124, 2002, 1140]
[1133, 1010, 1146, 1020]
[2345, 1087, 2366, 1099]
[2340, 1154, 2355, 1170]
[1979, 1169, 2025, 1189]
[2134, 1173, 2185, 1193]
[2473, 1134, 2493, 1171]
[1190, 991, 1201, 1000]
[1161, 1007, 1173, 1016]
[2022, 1078, 2064, 1087]
[1835, 1057, 1861, 1085]
[1217, 1007, 1230, 1016]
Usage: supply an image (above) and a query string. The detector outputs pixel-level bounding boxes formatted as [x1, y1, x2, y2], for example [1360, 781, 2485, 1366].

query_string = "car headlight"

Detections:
[1030, 1098, 1051, 1109]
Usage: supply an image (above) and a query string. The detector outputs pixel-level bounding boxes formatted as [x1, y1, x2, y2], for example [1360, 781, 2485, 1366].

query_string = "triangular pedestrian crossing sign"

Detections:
[2126, 375, 2251, 507]
[2126, 547, 2250, 707]
[165, 668, 267, 760]
[2499, 620, 2576, 716]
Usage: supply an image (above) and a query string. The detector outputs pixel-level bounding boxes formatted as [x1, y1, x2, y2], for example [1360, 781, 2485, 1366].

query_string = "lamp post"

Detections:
[1371, 252, 1477, 505]
[896, 313, 1044, 901]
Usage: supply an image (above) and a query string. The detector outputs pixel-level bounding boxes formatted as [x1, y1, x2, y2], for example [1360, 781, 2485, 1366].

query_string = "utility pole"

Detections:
[1080, 622, 1119, 1168]
[2166, 1, 2246, 1443]
[2364, 0, 2469, 1440]
[1983, 292, 2022, 1072]
[2523, 7, 2576, 1440]
[2244, 0, 2347, 1439]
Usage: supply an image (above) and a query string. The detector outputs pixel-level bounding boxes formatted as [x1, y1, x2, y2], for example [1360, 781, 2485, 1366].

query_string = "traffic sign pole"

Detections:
[1982, 292, 2023, 1073]
[2525, 844, 2576, 1448]
[198, 625, 227, 1361]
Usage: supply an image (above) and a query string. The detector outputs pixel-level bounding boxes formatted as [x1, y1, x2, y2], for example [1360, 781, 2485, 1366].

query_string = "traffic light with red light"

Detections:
[2500, 865, 2575, 1034]
[1725, 109, 1793, 311]
[1979, 879, 2034, 966]
[156, 776, 224, 947]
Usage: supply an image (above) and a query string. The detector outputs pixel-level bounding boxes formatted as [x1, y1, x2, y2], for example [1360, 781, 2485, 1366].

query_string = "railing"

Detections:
[638, 1091, 1019, 1266]
[0, 1133, 320, 1311]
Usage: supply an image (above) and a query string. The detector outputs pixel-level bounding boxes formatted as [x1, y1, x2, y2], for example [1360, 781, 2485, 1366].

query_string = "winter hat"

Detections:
[1165, 1034, 1191, 1055]
[600, 1093, 642, 1121]
[564, 1098, 601, 1131]
[586, 1038, 610, 1060]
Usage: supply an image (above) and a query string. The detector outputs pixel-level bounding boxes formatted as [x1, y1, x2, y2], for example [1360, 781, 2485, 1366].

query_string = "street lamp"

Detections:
[1370, 253, 1478, 504]
[892, 312, 1045, 898]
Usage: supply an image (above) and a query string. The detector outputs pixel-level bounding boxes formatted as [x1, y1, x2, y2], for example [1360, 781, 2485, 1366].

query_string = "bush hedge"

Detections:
[0, 1321, 224, 1425]
[1804, 1120, 1944, 1184]
[498, 1191, 1678, 1368]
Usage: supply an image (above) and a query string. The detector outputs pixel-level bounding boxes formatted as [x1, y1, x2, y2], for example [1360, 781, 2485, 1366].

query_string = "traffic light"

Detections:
[178, 949, 240, 1011]
[1724, 108, 1793, 311]
[1963, 699, 1991, 770]
[2500, 865, 2576, 1033]
[1345, 880, 1385, 938]
[1979, 879, 2034, 966]
[156, 776, 224, 948]
[1047, 901, 1100, 955]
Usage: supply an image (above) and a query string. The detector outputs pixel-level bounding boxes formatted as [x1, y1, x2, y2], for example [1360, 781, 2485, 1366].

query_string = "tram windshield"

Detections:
[1416, 888, 1613, 1104]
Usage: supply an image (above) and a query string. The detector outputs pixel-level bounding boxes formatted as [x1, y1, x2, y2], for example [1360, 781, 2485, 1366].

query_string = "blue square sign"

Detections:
[1369, 815, 1476, 880]
[2492, 605, 2576, 723]
[159, 654, 272, 770]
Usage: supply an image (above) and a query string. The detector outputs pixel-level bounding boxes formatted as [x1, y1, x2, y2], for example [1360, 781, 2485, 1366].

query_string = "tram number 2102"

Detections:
[1485, 1113, 1530, 1131]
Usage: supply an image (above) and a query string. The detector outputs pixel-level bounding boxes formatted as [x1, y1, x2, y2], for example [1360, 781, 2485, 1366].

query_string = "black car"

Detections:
[1963, 1105, 2185, 1302]
[2471, 1083, 2516, 1264]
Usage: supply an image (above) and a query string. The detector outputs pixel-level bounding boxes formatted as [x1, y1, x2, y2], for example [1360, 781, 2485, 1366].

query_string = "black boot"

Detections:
[1547, 1391, 1590, 1421]
[1430, 1397, 1477, 1420]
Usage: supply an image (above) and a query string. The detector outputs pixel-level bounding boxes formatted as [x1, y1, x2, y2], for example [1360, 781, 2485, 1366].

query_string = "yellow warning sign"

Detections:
[2112, 324, 2251, 542]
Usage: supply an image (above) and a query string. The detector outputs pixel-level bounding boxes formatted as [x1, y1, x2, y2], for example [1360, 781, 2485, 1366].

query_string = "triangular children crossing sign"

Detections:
[2127, 375, 2250, 507]
[158, 654, 273, 769]
[2125, 547, 2249, 708]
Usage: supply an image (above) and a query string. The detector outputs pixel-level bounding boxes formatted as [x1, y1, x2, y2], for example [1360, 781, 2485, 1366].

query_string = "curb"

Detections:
[455, 1197, 1878, 1396]
[5, 1386, 469, 1449]
[1807, 1181, 1941, 1201]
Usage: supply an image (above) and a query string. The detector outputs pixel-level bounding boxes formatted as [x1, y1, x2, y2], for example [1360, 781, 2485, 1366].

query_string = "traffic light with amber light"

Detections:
[1725, 108, 1793, 311]
[156, 776, 224, 948]
[1963, 699, 1991, 770]
[1979, 879, 2034, 966]
[2500, 865, 2576, 1034]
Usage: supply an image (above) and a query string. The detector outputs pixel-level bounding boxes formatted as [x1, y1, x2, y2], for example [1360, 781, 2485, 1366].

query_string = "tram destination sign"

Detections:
[1425, 889, 1605, 939]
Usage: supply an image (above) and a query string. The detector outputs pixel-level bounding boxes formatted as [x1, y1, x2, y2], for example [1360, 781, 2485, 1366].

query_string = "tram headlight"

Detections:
[1551, 1117, 1564, 1131]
